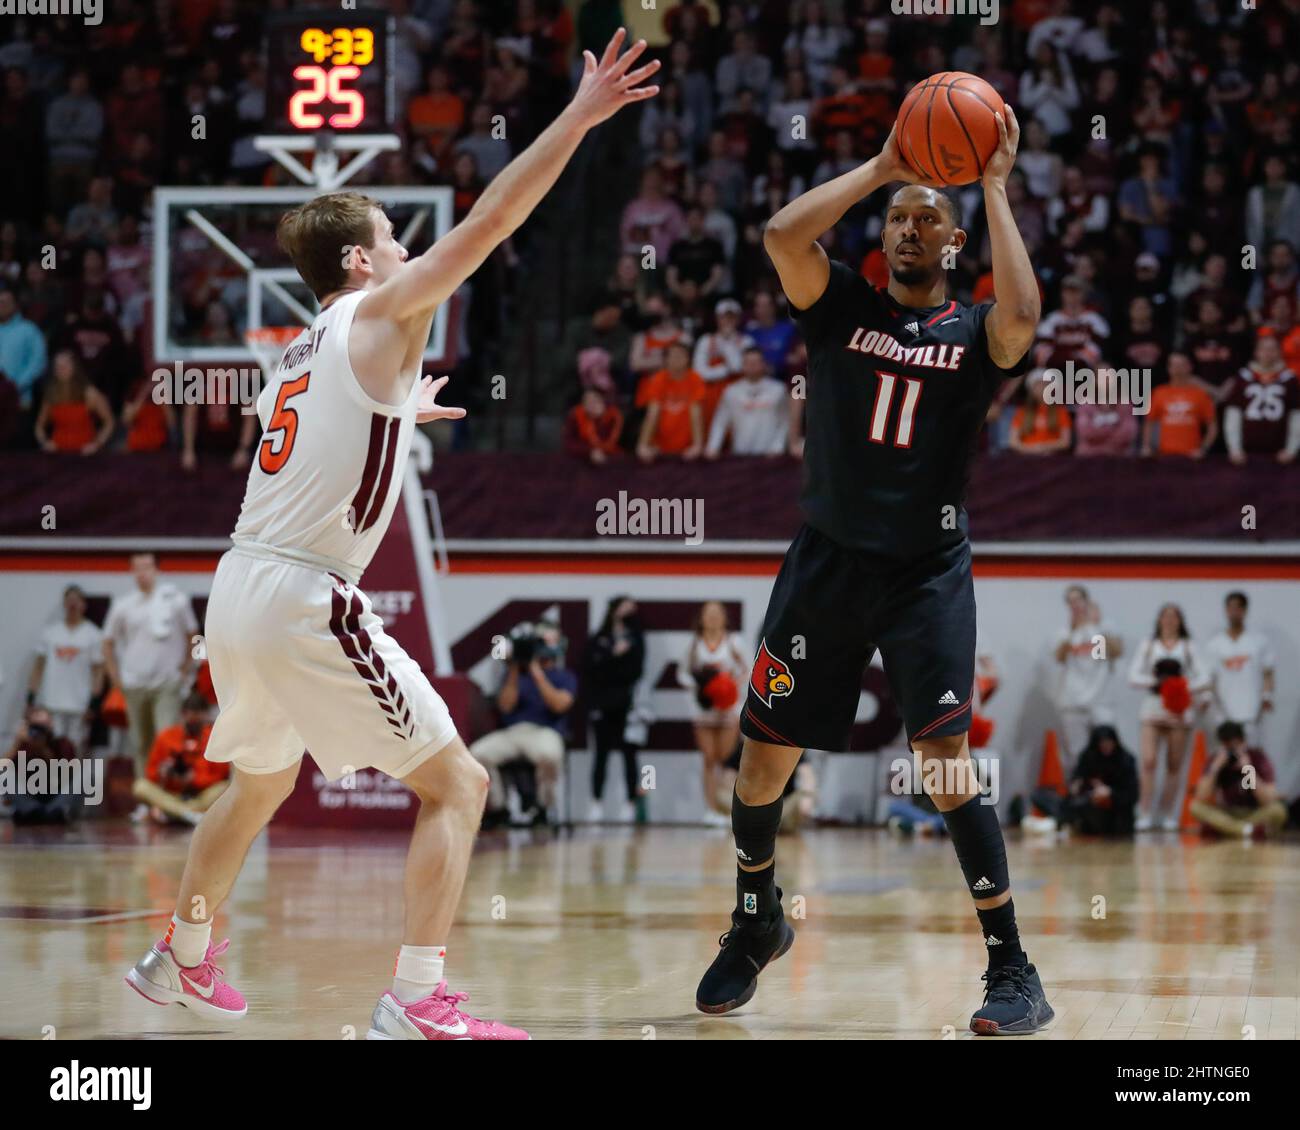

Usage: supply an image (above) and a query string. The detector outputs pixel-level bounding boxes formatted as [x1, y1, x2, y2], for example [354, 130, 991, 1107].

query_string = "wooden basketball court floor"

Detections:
[2, 821, 1297, 1040]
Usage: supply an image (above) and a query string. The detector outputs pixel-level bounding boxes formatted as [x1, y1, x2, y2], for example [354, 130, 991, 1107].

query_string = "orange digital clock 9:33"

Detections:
[264, 11, 394, 134]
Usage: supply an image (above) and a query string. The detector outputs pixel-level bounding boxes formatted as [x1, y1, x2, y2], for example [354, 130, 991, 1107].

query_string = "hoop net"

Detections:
[244, 325, 304, 383]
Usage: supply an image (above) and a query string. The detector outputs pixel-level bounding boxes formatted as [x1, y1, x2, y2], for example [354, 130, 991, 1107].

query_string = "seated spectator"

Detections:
[636, 341, 704, 463]
[745, 290, 798, 379]
[667, 206, 725, 302]
[1074, 363, 1138, 456]
[0, 287, 47, 414]
[51, 288, 128, 409]
[1184, 297, 1248, 394]
[1245, 155, 1300, 255]
[693, 298, 753, 422]
[1142, 352, 1217, 459]
[649, 124, 693, 201]
[706, 347, 788, 457]
[1025, 725, 1138, 837]
[472, 623, 577, 827]
[1114, 295, 1166, 377]
[407, 65, 464, 170]
[1035, 275, 1109, 370]
[1047, 165, 1109, 234]
[1117, 147, 1178, 260]
[620, 167, 686, 261]
[35, 349, 114, 455]
[1189, 722, 1288, 839]
[564, 388, 623, 465]
[121, 376, 172, 452]
[66, 174, 120, 247]
[1247, 240, 1299, 327]
[628, 293, 688, 381]
[132, 692, 229, 826]
[1222, 332, 1300, 465]
[453, 101, 510, 183]
[1008, 370, 1071, 454]
[2, 707, 81, 825]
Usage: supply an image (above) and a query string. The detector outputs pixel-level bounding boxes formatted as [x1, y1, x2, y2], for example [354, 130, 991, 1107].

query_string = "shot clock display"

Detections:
[264, 11, 395, 134]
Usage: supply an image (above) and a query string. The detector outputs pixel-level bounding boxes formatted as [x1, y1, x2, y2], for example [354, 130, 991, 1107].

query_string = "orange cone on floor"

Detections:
[1180, 730, 1208, 831]
[1032, 730, 1067, 815]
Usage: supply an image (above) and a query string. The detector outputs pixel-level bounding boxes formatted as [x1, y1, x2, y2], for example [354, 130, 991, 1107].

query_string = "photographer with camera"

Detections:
[472, 621, 577, 827]
[1189, 722, 1288, 839]
[1127, 603, 1210, 832]
[131, 692, 229, 826]
[3, 706, 81, 825]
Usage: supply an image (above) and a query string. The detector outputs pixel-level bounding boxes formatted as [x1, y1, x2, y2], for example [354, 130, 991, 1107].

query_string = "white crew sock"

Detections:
[167, 915, 212, 968]
[393, 944, 446, 1003]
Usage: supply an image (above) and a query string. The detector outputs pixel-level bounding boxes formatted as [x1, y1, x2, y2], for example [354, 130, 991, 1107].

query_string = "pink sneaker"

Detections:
[124, 938, 247, 1020]
[367, 982, 530, 1040]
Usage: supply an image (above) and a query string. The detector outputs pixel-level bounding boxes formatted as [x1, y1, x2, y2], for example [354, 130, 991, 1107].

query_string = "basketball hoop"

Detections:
[244, 325, 305, 384]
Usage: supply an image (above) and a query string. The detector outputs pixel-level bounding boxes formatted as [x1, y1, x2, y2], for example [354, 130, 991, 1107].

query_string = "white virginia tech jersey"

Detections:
[231, 291, 418, 583]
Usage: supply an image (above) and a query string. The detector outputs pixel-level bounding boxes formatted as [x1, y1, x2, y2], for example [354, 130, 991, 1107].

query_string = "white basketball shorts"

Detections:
[203, 548, 457, 781]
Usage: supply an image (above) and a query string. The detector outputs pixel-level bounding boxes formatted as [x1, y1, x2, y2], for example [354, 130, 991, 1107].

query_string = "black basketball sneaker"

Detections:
[695, 897, 796, 1015]
[969, 962, 1054, 1035]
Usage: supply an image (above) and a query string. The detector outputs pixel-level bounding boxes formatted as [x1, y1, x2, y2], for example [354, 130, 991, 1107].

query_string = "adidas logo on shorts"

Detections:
[972, 876, 994, 892]
[938, 689, 959, 705]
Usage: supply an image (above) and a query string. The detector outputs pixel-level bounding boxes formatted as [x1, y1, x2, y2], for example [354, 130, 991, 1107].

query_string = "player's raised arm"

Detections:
[360, 29, 659, 325]
[763, 125, 937, 310]
[981, 106, 1041, 369]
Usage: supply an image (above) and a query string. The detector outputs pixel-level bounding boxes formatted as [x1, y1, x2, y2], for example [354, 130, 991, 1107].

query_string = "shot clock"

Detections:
[264, 11, 395, 134]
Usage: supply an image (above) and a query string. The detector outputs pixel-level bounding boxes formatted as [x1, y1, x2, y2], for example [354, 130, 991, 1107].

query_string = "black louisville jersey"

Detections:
[795, 260, 1027, 558]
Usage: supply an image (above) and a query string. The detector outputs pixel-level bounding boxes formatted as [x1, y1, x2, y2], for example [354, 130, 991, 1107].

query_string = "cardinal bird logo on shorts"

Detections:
[750, 639, 794, 707]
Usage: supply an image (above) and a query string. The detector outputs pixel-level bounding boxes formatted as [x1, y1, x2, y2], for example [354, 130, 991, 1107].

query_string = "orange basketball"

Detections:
[896, 72, 1005, 187]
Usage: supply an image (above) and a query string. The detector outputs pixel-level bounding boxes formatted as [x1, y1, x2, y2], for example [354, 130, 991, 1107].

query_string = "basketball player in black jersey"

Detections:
[695, 106, 1054, 1034]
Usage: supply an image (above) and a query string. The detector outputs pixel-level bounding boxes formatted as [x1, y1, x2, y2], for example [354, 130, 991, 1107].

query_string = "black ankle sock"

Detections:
[732, 790, 783, 920]
[976, 898, 1026, 969]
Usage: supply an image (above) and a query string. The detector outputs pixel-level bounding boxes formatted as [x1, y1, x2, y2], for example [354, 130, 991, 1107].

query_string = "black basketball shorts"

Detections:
[740, 524, 976, 751]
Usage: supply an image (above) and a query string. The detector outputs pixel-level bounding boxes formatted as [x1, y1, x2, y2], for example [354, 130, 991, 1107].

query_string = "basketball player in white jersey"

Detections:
[124, 31, 658, 1040]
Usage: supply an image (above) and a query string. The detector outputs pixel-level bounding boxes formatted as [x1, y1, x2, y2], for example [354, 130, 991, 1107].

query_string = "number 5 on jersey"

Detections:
[259, 373, 311, 474]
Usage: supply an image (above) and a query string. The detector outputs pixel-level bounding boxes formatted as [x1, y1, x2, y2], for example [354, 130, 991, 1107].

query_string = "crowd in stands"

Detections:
[3, 2, 1299, 469]
[562, 0, 1300, 467]
[0, 0, 576, 462]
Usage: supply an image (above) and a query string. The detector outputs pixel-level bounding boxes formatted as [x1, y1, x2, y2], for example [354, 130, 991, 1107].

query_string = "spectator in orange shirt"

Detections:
[122, 376, 173, 452]
[132, 692, 229, 825]
[1142, 352, 1218, 459]
[35, 349, 114, 454]
[564, 388, 624, 465]
[407, 65, 465, 167]
[637, 342, 704, 462]
[1008, 370, 1072, 454]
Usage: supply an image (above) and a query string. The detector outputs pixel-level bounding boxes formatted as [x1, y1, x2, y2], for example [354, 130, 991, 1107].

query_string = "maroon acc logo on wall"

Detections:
[749, 639, 794, 707]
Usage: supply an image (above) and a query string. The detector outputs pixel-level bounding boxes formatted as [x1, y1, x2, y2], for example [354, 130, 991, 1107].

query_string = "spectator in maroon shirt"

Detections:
[1184, 297, 1248, 395]
[564, 388, 625, 465]
[106, 63, 163, 156]
[1074, 363, 1139, 456]
[1189, 722, 1288, 838]
[1222, 332, 1300, 465]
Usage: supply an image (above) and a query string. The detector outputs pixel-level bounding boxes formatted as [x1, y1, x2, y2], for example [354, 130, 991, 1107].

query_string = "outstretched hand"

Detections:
[568, 28, 661, 129]
[416, 375, 466, 425]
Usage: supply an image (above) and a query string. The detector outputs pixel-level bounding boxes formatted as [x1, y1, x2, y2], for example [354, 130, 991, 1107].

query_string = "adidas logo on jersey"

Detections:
[972, 876, 995, 892]
[903, 320, 920, 336]
[938, 690, 959, 705]
[985, 935, 1002, 946]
